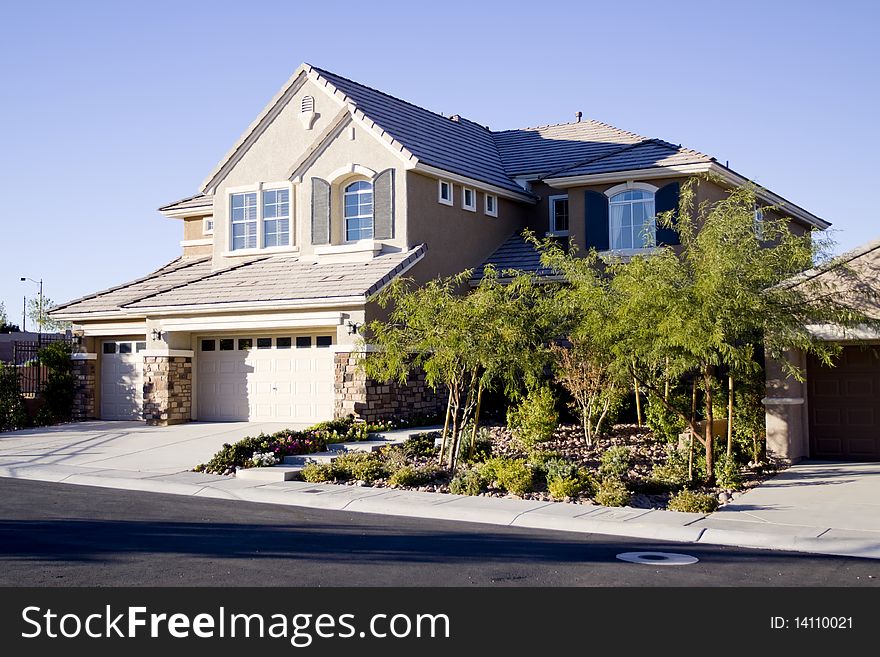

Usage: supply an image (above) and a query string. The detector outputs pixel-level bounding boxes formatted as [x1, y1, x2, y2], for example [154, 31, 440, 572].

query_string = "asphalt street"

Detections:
[1, 477, 877, 587]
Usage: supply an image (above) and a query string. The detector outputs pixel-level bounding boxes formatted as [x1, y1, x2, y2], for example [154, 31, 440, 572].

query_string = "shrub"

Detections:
[387, 464, 439, 487]
[331, 452, 388, 483]
[480, 457, 533, 496]
[0, 362, 26, 432]
[507, 386, 558, 449]
[38, 341, 74, 424]
[644, 393, 688, 443]
[458, 425, 493, 463]
[594, 477, 630, 507]
[668, 489, 719, 513]
[449, 468, 484, 496]
[599, 446, 634, 479]
[300, 463, 335, 482]
[401, 433, 439, 459]
[647, 446, 691, 489]
[714, 452, 743, 490]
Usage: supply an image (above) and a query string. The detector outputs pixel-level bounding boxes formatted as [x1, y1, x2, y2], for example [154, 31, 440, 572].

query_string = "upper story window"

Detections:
[203, 217, 214, 235]
[230, 185, 292, 251]
[230, 192, 258, 250]
[344, 180, 374, 242]
[484, 194, 498, 217]
[438, 180, 453, 206]
[262, 188, 290, 247]
[549, 195, 569, 235]
[609, 189, 655, 250]
[754, 206, 765, 240]
[462, 187, 476, 212]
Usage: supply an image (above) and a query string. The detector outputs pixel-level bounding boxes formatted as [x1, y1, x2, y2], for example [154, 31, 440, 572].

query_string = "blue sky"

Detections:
[1, 0, 877, 326]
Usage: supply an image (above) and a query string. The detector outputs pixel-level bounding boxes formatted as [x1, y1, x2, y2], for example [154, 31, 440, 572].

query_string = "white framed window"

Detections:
[754, 206, 765, 240]
[548, 195, 569, 235]
[438, 180, 453, 206]
[609, 189, 656, 250]
[230, 191, 258, 250]
[262, 188, 290, 247]
[203, 217, 214, 235]
[484, 193, 498, 217]
[462, 187, 476, 212]
[344, 180, 374, 242]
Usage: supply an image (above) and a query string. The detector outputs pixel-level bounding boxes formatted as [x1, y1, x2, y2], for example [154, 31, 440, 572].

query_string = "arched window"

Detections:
[609, 189, 655, 250]
[343, 180, 373, 242]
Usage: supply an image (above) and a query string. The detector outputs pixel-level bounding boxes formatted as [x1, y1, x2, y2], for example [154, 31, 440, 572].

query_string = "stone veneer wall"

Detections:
[334, 352, 446, 423]
[71, 357, 96, 420]
[143, 356, 192, 426]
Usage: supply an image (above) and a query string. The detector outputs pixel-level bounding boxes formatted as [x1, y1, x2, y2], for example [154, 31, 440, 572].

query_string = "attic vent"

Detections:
[300, 95, 318, 130]
[450, 114, 460, 122]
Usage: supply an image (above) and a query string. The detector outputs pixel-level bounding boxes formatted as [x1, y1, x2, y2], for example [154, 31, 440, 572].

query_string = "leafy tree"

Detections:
[0, 302, 19, 333]
[535, 176, 875, 483]
[0, 362, 26, 431]
[37, 341, 75, 423]
[27, 296, 71, 333]
[363, 267, 562, 469]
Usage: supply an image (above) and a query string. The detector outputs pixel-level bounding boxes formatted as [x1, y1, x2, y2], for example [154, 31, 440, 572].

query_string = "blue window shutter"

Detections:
[584, 190, 609, 251]
[311, 177, 330, 245]
[373, 168, 394, 240]
[655, 182, 681, 246]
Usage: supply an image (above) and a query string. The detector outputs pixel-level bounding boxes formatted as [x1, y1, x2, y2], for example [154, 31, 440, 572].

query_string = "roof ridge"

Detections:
[310, 65, 491, 133]
[119, 255, 273, 309]
[50, 256, 210, 313]
[542, 138, 662, 179]
[492, 118, 647, 141]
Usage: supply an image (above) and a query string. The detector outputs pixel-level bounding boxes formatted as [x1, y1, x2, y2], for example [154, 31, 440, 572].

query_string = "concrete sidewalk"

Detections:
[1, 422, 879, 560]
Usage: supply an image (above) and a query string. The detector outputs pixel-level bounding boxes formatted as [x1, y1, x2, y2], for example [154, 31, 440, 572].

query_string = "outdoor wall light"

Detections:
[151, 328, 166, 342]
[346, 321, 362, 335]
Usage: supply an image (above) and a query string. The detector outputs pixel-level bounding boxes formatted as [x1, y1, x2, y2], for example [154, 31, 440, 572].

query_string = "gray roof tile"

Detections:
[52, 257, 214, 315]
[158, 193, 213, 213]
[471, 234, 556, 281]
[123, 246, 426, 310]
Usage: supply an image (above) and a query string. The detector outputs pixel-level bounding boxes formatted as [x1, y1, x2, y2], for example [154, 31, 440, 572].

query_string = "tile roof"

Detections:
[158, 193, 213, 213]
[52, 257, 214, 315]
[310, 67, 525, 194]
[546, 139, 712, 178]
[471, 234, 556, 281]
[122, 246, 426, 310]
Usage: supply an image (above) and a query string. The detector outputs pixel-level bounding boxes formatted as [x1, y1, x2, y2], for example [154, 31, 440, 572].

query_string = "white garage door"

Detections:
[197, 334, 336, 423]
[100, 340, 146, 420]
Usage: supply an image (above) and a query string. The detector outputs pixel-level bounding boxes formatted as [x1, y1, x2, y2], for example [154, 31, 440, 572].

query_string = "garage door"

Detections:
[100, 340, 146, 420]
[808, 346, 880, 460]
[197, 334, 335, 422]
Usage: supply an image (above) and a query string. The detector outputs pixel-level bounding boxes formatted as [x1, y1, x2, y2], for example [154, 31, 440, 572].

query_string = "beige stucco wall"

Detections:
[403, 171, 530, 285]
[209, 75, 410, 267]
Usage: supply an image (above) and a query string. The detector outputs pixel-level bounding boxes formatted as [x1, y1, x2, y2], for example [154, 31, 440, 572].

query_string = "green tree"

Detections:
[27, 296, 70, 333]
[363, 267, 562, 469]
[0, 362, 26, 431]
[0, 302, 20, 333]
[536, 176, 874, 483]
[38, 341, 75, 423]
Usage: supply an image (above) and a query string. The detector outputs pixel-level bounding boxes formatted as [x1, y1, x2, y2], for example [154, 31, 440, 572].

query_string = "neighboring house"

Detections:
[50, 63, 828, 427]
[766, 238, 880, 462]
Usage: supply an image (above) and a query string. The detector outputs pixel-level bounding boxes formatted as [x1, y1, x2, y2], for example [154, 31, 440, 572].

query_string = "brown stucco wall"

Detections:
[404, 171, 530, 284]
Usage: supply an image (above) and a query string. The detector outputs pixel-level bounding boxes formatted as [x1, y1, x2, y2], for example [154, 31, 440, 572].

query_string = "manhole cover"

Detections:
[616, 551, 699, 565]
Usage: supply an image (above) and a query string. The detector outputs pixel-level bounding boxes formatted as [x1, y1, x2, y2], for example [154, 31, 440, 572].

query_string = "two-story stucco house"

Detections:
[51, 63, 828, 430]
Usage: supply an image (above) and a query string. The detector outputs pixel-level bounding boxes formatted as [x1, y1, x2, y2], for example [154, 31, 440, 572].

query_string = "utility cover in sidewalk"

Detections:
[616, 551, 699, 566]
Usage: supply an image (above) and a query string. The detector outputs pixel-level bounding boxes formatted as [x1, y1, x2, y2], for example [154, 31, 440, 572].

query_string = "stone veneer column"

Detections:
[143, 355, 192, 426]
[333, 351, 446, 423]
[71, 354, 97, 420]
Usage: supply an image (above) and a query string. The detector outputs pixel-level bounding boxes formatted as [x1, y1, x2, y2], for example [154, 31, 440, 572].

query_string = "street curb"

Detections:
[2, 465, 879, 560]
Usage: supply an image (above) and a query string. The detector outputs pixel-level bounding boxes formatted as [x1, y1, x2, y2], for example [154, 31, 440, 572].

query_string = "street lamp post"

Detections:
[20, 277, 43, 348]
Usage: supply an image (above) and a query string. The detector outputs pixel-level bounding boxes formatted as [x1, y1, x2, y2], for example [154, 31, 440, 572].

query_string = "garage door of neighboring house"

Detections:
[100, 340, 146, 420]
[197, 334, 336, 423]
[808, 346, 880, 460]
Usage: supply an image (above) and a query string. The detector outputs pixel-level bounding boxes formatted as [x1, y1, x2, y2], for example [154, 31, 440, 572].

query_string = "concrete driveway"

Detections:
[0, 421, 308, 477]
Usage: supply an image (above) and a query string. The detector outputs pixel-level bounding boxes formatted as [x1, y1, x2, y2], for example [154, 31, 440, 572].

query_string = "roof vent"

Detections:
[575, 111, 582, 122]
[450, 114, 460, 122]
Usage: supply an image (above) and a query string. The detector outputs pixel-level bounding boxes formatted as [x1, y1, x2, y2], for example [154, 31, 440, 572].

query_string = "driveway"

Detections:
[691, 461, 880, 543]
[0, 421, 307, 477]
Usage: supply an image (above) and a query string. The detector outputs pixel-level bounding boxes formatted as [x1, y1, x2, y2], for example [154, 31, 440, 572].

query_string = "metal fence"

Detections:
[12, 335, 73, 396]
